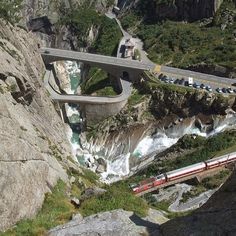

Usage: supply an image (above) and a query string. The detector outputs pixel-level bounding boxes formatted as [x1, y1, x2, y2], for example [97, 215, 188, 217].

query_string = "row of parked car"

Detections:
[216, 87, 236, 94]
[158, 74, 236, 94]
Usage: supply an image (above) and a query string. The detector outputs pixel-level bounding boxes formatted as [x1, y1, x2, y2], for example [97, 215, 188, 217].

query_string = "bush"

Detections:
[0, 0, 23, 24]
[91, 17, 122, 56]
[120, 1, 236, 70]
[81, 67, 118, 96]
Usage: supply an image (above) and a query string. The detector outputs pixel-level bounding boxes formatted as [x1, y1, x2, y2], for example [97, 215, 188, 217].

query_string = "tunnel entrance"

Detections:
[122, 71, 130, 81]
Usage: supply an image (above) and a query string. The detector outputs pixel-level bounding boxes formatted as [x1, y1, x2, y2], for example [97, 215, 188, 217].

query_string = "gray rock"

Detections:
[80, 187, 107, 201]
[96, 164, 106, 173]
[48, 209, 159, 236]
[71, 197, 80, 207]
[0, 19, 73, 231]
[69, 176, 76, 184]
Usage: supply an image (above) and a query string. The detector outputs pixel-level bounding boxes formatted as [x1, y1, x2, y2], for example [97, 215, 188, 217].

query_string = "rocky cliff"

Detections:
[22, 0, 114, 49]
[118, 0, 224, 22]
[149, 85, 236, 118]
[0, 20, 75, 231]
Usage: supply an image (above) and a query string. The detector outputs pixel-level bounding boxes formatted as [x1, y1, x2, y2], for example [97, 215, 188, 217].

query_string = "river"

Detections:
[61, 60, 236, 183]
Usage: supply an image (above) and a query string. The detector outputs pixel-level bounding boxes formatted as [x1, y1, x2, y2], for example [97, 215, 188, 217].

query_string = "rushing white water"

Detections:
[60, 60, 236, 183]
[100, 114, 236, 183]
[64, 61, 81, 94]
[101, 153, 130, 183]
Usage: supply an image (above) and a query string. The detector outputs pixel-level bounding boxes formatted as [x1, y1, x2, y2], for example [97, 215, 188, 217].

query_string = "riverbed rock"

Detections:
[48, 209, 160, 236]
[96, 164, 106, 173]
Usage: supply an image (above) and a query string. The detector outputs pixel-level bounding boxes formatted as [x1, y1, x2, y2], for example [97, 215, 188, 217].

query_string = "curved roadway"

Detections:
[44, 69, 132, 104]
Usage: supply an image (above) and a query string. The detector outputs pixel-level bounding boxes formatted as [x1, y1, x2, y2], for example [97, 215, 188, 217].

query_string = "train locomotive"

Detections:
[131, 152, 236, 194]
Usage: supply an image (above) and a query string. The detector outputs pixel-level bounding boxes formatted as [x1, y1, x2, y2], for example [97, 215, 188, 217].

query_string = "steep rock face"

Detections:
[119, 0, 224, 22]
[22, 0, 113, 49]
[149, 86, 236, 118]
[160, 169, 236, 235]
[0, 21, 73, 231]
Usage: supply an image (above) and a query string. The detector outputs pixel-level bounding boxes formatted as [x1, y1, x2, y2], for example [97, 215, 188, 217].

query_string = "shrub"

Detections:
[0, 0, 23, 24]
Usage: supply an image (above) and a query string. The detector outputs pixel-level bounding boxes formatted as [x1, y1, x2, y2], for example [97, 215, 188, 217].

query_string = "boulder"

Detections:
[48, 209, 159, 236]
[80, 187, 107, 201]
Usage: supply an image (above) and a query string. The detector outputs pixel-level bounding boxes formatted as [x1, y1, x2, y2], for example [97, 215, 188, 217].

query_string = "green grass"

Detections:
[181, 169, 231, 203]
[128, 89, 145, 106]
[120, 0, 236, 70]
[1, 180, 76, 236]
[79, 182, 148, 217]
[81, 68, 117, 96]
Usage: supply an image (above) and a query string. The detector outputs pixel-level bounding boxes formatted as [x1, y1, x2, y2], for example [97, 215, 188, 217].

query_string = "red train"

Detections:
[131, 153, 236, 194]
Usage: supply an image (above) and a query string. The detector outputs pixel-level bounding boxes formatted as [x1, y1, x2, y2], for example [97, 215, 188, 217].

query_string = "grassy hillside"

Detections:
[120, 0, 236, 71]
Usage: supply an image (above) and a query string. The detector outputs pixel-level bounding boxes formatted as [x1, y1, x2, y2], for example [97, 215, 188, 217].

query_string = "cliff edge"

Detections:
[0, 21, 73, 231]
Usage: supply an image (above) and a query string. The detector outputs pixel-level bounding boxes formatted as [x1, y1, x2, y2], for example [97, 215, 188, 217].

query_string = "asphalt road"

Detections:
[40, 47, 155, 71]
[44, 69, 132, 104]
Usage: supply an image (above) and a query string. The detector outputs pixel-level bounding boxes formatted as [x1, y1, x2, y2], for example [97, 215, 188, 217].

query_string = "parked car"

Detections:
[164, 77, 169, 83]
[222, 88, 227, 93]
[158, 73, 164, 80]
[227, 87, 233, 94]
[200, 83, 206, 89]
[233, 89, 236, 93]
[162, 75, 167, 81]
[169, 78, 174, 84]
[216, 88, 222, 93]
[174, 79, 180, 84]
[206, 86, 212, 92]
[179, 78, 185, 85]
[193, 83, 200, 89]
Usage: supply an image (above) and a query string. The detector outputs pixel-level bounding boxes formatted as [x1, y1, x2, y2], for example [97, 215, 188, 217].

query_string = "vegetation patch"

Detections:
[81, 67, 118, 96]
[120, 0, 236, 70]
[0, 0, 22, 24]
[1, 180, 76, 236]
[61, 6, 121, 56]
[181, 169, 231, 203]
[79, 182, 148, 217]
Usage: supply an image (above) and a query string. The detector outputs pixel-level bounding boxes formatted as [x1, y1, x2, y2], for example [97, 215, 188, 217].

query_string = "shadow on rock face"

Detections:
[129, 213, 160, 236]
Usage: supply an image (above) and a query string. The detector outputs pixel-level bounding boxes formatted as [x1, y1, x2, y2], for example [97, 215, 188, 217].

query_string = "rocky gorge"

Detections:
[1, 0, 236, 235]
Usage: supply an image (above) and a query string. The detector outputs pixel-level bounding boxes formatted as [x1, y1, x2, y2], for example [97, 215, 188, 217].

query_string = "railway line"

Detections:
[132, 152, 236, 196]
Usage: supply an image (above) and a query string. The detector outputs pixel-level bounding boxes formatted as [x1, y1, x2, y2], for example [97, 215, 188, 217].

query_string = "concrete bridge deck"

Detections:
[40, 47, 155, 71]
[44, 69, 132, 104]
[40, 47, 234, 88]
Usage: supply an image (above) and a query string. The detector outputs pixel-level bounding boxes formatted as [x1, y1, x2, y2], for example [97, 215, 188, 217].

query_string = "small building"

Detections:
[112, 6, 120, 15]
[124, 39, 135, 58]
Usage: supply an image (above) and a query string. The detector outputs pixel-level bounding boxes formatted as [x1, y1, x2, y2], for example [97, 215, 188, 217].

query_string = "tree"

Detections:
[0, 0, 23, 24]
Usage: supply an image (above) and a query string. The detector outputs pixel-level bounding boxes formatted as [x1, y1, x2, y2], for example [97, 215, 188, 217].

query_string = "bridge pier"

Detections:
[80, 99, 128, 126]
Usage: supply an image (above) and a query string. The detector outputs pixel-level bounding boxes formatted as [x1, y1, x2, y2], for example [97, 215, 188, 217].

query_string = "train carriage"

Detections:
[206, 153, 236, 169]
[165, 162, 206, 181]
